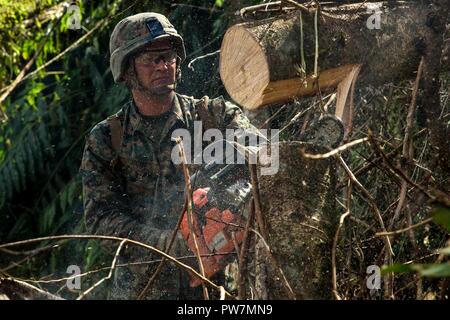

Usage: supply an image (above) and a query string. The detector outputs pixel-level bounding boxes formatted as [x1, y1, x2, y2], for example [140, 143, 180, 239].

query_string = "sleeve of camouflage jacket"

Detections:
[80, 121, 187, 256]
[206, 96, 254, 130]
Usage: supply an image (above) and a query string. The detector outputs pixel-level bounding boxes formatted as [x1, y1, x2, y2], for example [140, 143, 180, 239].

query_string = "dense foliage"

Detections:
[0, 0, 448, 299]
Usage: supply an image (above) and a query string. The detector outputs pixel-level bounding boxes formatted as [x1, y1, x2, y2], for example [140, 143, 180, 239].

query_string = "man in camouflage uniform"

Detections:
[80, 12, 254, 299]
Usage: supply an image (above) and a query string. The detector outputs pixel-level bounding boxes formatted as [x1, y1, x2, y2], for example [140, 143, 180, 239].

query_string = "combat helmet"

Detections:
[109, 12, 186, 83]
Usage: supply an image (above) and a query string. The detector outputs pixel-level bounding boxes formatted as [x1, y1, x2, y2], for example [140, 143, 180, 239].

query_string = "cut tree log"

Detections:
[220, 1, 449, 111]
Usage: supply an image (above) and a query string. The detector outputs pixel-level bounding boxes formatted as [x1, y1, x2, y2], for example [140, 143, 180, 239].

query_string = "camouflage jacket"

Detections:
[80, 93, 253, 299]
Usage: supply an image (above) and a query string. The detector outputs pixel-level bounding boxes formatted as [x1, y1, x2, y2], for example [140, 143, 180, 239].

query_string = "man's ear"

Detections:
[176, 64, 182, 83]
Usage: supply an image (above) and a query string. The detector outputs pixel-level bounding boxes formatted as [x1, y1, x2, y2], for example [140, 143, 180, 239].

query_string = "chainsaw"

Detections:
[179, 161, 251, 287]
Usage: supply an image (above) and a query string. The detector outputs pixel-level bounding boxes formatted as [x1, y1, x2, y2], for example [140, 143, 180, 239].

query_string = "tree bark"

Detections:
[421, 0, 450, 185]
[256, 142, 337, 299]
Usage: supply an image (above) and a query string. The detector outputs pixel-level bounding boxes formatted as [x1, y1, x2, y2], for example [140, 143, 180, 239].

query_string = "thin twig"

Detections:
[238, 199, 255, 299]
[0, 277, 63, 300]
[187, 50, 220, 71]
[298, 10, 307, 84]
[15, 252, 239, 286]
[390, 57, 425, 228]
[247, 165, 296, 299]
[332, 180, 352, 300]
[0, 13, 64, 121]
[76, 239, 127, 300]
[338, 156, 394, 256]
[0, 244, 58, 256]
[231, 232, 241, 266]
[284, 0, 311, 13]
[239, 2, 282, 18]
[0, 244, 61, 273]
[402, 57, 425, 299]
[248, 164, 268, 239]
[368, 134, 435, 201]
[331, 210, 349, 300]
[137, 200, 188, 299]
[171, 3, 218, 12]
[300, 137, 368, 159]
[313, 7, 319, 78]
[348, 129, 426, 183]
[259, 105, 286, 129]
[375, 217, 433, 237]
[248, 228, 297, 299]
[176, 139, 209, 300]
[0, 18, 107, 102]
[0, 234, 232, 298]
[403, 56, 424, 158]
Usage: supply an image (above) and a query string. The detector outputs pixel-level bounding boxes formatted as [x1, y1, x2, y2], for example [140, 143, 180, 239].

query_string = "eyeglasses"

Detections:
[134, 50, 178, 67]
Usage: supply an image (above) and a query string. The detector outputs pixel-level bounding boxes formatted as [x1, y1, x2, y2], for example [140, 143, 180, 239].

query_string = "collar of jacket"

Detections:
[126, 93, 188, 143]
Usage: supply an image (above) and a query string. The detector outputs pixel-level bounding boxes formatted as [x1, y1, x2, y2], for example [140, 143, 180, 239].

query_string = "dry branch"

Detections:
[0, 234, 232, 298]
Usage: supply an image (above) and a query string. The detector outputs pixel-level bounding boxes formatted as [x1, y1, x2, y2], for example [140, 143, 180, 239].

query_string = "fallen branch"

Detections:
[0, 234, 232, 298]
[15, 252, 237, 286]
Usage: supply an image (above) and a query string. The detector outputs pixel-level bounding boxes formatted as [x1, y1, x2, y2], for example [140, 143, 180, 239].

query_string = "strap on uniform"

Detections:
[107, 114, 123, 170]
[106, 96, 218, 170]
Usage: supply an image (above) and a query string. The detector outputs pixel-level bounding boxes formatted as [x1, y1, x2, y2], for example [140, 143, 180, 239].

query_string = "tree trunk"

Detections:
[256, 142, 338, 299]
[220, 1, 449, 110]
[421, 0, 450, 185]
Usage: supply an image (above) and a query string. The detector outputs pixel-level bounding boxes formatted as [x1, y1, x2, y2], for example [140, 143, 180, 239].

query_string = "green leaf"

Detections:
[439, 247, 450, 255]
[383, 262, 450, 278]
[382, 263, 415, 274]
[432, 206, 450, 232]
[419, 263, 450, 277]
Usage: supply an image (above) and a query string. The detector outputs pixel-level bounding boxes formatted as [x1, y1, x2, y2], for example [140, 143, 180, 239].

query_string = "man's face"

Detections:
[132, 39, 177, 95]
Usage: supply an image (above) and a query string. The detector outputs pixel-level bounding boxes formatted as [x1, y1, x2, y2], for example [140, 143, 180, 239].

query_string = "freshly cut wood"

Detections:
[220, 1, 448, 110]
